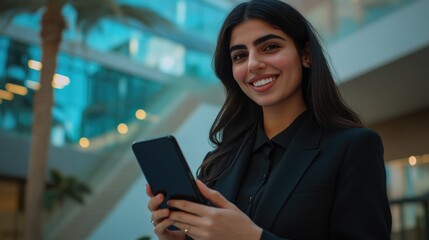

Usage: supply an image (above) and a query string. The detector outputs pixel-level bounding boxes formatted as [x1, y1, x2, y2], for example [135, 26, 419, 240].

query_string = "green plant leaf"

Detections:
[136, 236, 151, 240]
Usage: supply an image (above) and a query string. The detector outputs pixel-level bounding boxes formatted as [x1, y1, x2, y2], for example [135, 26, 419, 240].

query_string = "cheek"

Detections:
[232, 64, 247, 83]
[273, 54, 299, 69]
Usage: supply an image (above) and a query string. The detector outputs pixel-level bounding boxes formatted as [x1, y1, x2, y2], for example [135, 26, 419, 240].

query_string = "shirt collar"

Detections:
[253, 111, 309, 152]
[253, 123, 270, 152]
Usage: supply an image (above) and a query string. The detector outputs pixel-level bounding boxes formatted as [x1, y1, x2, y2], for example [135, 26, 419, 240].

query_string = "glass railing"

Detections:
[386, 153, 429, 239]
[299, 0, 421, 44]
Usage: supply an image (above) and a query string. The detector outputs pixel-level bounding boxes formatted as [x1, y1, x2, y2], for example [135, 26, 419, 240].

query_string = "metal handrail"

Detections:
[390, 192, 429, 240]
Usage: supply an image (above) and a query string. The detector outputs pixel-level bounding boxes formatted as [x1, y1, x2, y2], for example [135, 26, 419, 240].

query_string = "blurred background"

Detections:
[0, 0, 428, 239]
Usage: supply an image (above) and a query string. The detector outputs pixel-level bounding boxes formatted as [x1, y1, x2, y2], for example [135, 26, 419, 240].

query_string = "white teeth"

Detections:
[252, 77, 274, 87]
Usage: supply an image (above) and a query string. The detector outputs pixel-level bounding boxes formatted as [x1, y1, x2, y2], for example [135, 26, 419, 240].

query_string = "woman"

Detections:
[147, 0, 392, 239]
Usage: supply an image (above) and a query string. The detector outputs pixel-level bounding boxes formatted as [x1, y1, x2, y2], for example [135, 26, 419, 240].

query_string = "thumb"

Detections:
[196, 180, 236, 209]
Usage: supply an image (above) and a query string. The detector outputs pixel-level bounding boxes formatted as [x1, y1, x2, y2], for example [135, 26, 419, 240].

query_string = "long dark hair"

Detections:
[198, 0, 363, 185]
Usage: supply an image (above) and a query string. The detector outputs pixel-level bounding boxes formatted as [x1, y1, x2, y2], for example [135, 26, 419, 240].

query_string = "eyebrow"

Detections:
[230, 34, 286, 52]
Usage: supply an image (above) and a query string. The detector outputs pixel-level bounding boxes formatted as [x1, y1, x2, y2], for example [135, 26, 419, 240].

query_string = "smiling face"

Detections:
[230, 19, 308, 112]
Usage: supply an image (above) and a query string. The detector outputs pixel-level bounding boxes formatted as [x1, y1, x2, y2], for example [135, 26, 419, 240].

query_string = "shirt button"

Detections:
[249, 196, 253, 203]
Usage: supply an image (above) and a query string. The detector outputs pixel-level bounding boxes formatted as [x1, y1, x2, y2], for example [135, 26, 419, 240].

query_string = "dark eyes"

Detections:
[232, 52, 247, 62]
[231, 43, 281, 62]
[263, 43, 280, 51]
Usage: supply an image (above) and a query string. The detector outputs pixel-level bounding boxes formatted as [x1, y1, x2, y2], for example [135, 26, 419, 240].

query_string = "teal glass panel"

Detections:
[0, 37, 163, 150]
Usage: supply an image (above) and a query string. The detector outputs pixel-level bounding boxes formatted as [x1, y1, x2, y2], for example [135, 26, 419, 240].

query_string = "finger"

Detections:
[147, 193, 164, 211]
[152, 208, 170, 223]
[196, 180, 234, 209]
[154, 218, 175, 235]
[146, 184, 154, 197]
[172, 221, 203, 239]
[168, 199, 207, 216]
[169, 209, 207, 227]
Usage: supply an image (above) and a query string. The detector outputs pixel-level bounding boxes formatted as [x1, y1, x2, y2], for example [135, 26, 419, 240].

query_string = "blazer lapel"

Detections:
[252, 118, 323, 229]
[214, 131, 255, 202]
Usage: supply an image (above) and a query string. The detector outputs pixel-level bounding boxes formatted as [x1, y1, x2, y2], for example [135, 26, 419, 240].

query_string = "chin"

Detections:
[253, 99, 278, 108]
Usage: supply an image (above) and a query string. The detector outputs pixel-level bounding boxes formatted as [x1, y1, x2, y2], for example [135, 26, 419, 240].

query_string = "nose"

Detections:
[248, 53, 265, 73]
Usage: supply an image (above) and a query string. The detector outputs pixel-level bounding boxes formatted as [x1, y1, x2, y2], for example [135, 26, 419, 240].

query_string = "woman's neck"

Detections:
[262, 102, 307, 139]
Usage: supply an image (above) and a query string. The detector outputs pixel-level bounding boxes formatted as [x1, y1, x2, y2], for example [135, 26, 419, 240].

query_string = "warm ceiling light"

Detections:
[28, 60, 42, 70]
[135, 109, 147, 120]
[117, 123, 128, 134]
[0, 89, 14, 101]
[6, 83, 28, 96]
[25, 80, 40, 90]
[79, 137, 90, 148]
[52, 74, 70, 89]
[409, 156, 417, 166]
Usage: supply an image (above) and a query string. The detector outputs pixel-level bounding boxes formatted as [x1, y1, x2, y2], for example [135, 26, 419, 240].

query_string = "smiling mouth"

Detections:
[252, 77, 275, 87]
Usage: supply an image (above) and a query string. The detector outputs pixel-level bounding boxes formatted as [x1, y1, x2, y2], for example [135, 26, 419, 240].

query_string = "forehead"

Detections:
[230, 19, 286, 46]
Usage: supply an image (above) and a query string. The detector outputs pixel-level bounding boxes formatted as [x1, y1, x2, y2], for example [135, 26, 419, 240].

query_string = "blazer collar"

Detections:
[214, 117, 323, 229]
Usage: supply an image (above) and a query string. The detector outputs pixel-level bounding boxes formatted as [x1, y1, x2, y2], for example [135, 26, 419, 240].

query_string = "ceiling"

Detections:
[339, 44, 429, 125]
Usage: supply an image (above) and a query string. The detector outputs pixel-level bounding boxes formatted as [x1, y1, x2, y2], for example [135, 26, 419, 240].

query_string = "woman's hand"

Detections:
[168, 180, 263, 240]
[146, 185, 186, 240]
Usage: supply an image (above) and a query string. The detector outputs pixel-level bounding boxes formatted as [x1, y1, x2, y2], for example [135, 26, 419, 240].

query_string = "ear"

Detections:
[301, 42, 311, 68]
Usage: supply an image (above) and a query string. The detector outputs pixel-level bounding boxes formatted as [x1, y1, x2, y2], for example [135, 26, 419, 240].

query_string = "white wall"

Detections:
[88, 103, 219, 240]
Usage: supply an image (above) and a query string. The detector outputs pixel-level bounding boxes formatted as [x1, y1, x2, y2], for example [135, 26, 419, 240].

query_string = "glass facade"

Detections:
[0, 37, 164, 149]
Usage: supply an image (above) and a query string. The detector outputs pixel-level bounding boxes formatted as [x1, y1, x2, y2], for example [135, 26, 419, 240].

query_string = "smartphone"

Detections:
[132, 135, 206, 210]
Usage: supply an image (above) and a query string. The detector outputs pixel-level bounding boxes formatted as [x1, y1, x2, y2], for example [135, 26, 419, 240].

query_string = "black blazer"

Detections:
[210, 118, 392, 239]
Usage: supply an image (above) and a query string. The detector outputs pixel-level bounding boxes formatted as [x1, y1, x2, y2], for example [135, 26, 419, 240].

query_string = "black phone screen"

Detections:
[132, 135, 206, 209]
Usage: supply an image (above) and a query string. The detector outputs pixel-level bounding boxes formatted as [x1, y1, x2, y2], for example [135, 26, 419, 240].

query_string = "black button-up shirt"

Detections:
[235, 111, 309, 217]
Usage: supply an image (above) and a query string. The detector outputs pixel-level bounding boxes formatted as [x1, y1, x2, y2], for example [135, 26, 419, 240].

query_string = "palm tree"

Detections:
[0, 1, 174, 239]
[44, 169, 91, 211]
